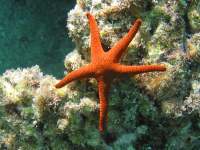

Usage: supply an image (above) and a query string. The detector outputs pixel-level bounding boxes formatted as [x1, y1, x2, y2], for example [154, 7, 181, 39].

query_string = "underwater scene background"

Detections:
[0, 0, 200, 149]
[0, 0, 75, 77]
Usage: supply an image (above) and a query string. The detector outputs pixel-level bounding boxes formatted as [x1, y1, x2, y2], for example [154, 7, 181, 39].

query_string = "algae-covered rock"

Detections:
[0, 66, 101, 149]
[187, 33, 200, 64]
[187, 0, 200, 33]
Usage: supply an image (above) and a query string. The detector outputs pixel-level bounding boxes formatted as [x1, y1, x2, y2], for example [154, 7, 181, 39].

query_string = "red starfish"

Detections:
[55, 13, 166, 132]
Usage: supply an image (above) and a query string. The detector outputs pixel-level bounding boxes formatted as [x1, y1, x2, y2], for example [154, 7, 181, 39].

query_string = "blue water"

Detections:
[0, 0, 75, 77]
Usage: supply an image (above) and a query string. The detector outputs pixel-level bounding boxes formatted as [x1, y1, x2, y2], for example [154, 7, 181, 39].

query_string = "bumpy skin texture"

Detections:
[55, 13, 166, 132]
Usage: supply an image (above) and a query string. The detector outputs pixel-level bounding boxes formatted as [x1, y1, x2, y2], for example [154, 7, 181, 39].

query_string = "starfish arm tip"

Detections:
[149, 64, 167, 72]
[132, 18, 142, 26]
[54, 82, 64, 89]
[148, 64, 167, 72]
[161, 65, 167, 71]
[86, 12, 91, 18]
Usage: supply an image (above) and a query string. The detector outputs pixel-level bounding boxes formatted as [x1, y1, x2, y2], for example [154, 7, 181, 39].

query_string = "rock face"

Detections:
[0, 0, 200, 149]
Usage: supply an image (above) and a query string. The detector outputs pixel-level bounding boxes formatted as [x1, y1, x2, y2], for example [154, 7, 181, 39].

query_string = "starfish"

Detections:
[55, 12, 166, 132]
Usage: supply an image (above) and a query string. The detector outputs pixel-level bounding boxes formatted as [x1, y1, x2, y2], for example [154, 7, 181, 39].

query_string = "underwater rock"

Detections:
[187, 0, 200, 33]
[0, 66, 101, 149]
[180, 71, 200, 115]
[187, 33, 200, 64]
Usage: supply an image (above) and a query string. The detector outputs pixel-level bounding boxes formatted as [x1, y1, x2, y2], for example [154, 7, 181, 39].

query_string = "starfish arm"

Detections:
[108, 19, 142, 62]
[97, 77, 110, 132]
[86, 13, 104, 62]
[55, 64, 95, 88]
[112, 64, 166, 75]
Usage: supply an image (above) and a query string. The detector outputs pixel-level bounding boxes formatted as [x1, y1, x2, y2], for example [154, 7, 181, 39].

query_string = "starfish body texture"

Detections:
[55, 13, 166, 132]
